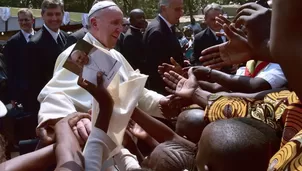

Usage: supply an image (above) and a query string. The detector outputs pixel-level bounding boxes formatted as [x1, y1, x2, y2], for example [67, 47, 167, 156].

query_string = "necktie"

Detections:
[57, 34, 64, 48]
[170, 25, 176, 35]
[217, 36, 223, 44]
[27, 34, 32, 42]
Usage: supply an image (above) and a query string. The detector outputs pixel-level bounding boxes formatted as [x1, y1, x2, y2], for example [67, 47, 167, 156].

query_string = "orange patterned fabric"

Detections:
[204, 91, 302, 171]
[267, 92, 302, 170]
[204, 92, 286, 131]
[268, 130, 302, 171]
[279, 92, 302, 147]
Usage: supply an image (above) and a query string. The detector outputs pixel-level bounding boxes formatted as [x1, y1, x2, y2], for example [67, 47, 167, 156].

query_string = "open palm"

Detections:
[127, 120, 149, 140]
[200, 24, 252, 69]
[163, 68, 198, 99]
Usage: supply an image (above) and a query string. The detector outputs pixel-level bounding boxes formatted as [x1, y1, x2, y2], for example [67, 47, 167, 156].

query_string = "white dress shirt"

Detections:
[21, 29, 34, 42]
[235, 63, 287, 89]
[43, 24, 60, 43]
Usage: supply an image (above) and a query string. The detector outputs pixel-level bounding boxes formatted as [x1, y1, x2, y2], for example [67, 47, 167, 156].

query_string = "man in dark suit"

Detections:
[192, 3, 225, 66]
[121, 9, 147, 73]
[25, 0, 67, 113]
[3, 8, 35, 110]
[143, 0, 184, 95]
[64, 27, 88, 49]
[115, 18, 130, 52]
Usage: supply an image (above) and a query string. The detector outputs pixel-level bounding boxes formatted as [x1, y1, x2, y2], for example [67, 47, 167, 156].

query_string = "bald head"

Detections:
[129, 9, 146, 29]
[196, 118, 280, 171]
[176, 109, 206, 143]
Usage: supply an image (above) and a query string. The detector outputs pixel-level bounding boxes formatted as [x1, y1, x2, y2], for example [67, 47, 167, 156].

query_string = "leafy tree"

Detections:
[0, 0, 252, 19]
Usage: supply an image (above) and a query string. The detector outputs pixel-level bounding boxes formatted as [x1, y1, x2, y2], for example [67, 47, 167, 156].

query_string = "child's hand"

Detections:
[78, 72, 113, 106]
[77, 72, 114, 131]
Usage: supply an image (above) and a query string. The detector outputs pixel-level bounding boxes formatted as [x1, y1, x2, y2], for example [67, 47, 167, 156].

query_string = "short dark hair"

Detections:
[18, 8, 34, 19]
[41, 0, 64, 14]
[200, 118, 280, 171]
[148, 141, 195, 171]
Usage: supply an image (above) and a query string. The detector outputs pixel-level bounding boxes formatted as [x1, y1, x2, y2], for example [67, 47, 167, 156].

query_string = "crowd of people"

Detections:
[0, 0, 301, 170]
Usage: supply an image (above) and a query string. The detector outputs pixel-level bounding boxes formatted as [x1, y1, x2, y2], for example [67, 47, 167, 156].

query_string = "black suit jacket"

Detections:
[115, 33, 125, 52]
[122, 26, 146, 73]
[143, 15, 184, 95]
[192, 27, 224, 66]
[192, 27, 234, 73]
[25, 26, 68, 112]
[64, 27, 87, 50]
[3, 31, 29, 102]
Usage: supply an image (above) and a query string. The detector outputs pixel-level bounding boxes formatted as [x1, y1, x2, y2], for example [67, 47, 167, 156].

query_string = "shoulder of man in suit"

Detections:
[60, 30, 68, 37]
[27, 31, 43, 44]
[6, 32, 20, 43]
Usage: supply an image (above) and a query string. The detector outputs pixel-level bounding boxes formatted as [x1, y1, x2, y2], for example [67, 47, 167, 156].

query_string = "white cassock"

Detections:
[38, 32, 164, 125]
[37, 32, 164, 149]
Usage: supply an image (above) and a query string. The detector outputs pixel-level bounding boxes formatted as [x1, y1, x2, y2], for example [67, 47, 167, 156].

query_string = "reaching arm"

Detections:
[191, 87, 286, 108]
[197, 81, 229, 93]
[270, 0, 302, 100]
[209, 69, 272, 93]
[131, 107, 195, 147]
[0, 144, 56, 171]
[54, 144, 84, 171]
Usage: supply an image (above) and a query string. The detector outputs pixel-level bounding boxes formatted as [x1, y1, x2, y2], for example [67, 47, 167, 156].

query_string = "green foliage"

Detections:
[0, 0, 251, 18]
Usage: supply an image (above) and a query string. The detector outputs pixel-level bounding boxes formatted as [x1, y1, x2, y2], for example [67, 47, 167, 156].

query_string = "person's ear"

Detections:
[90, 18, 98, 28]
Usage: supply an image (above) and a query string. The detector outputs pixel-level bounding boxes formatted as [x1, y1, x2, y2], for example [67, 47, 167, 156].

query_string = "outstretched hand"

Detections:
[158, 57, 186, 77]
[77, 72, 113, 132]
[215, 15, 247, 38]
[215, 14, 232, 27]
[127, 120, 149, 140]
[199, 24, 252, 69]
[234, 3, 271, 47]
[78, 72, 113, 108]
[55, 112, 91, 146]
[163, 68, 199, 99]
[234, 3, 271, 60]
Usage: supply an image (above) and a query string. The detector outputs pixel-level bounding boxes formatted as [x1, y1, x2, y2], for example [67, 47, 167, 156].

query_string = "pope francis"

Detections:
[36, 1, 168, 148]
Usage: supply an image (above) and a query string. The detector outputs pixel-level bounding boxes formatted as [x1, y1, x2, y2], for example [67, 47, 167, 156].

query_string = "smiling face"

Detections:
[130, 9, 147, 29]
[89, 6, 123, 49]
[42, 6, 63, 32]
[205, 9, 223, 32]
[18, 11, 34, 33]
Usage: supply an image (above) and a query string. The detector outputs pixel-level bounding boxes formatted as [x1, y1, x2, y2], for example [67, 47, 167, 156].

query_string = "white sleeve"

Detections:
[235, 67, 246, 76]
[138, 89, 164, 118]
[256, 63, 287, 89]
[113, 148, 141, 171]
[84, 127, 117, 171]
[111, 50, 165, 119]
[37, 45, 92, 127]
